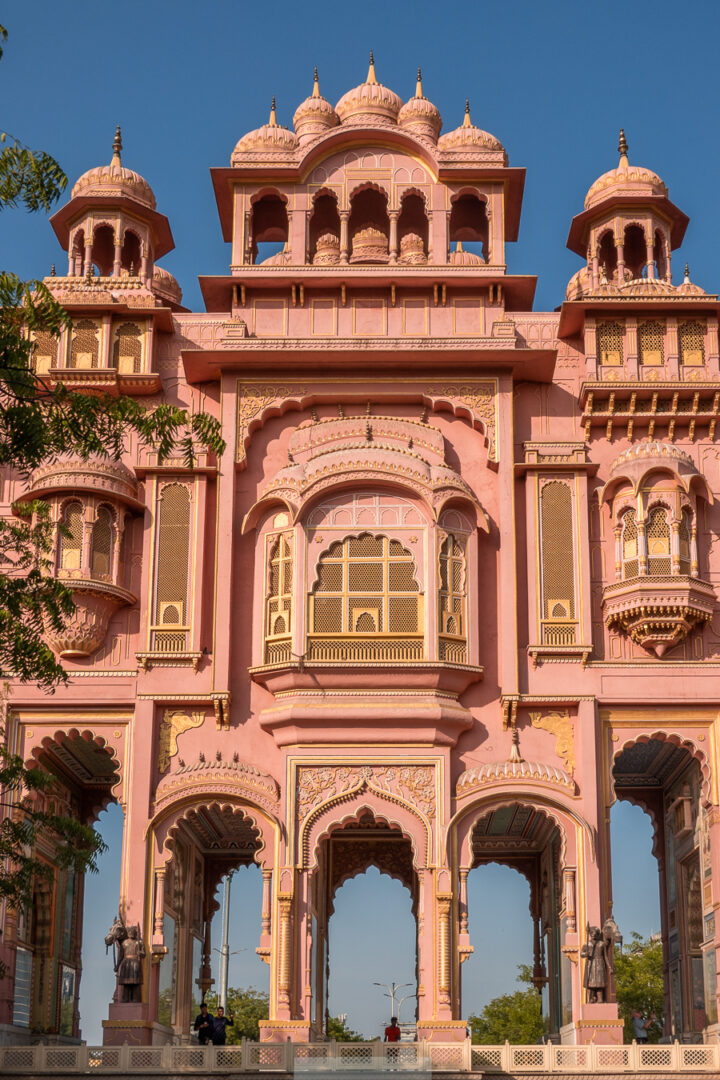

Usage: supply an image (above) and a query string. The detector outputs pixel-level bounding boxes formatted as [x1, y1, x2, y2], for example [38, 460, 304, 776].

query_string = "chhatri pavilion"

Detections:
[2, 57, 720, 1049]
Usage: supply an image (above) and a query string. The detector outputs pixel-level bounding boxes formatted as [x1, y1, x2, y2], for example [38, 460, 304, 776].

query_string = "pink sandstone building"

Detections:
[2, 59, 720, 1048]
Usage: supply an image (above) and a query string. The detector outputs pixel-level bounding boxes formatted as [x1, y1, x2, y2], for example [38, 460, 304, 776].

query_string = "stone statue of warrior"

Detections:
[581, 925, 607, 1003]
[105, 915, 145, 1003]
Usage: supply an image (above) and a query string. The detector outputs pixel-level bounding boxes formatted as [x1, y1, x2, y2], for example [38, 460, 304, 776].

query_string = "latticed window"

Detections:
[597, 322, 623, 366]
[70, 319, 100, 369]
[90, 507, 114, 579]
[638, 321, 664, 366]
[679, 509, 692, 575]
[265, 534, 293, 663]
[32, 330, 57, 375]
[646, 506, 671, 574]
[112, 322, 143, 374]
[621, 509, 638, 579]
[308, 534, 422, 662]
[59, 501, 84, 571]
[679, 321, 705, 366]
[438, 535, 466, 663]
[540, 482, 576, 645]
[153, 484, 191, 651]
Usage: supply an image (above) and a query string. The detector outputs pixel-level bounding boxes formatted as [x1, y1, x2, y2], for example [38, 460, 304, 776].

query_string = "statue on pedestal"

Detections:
[105, 915, 146, 1003]
[581, 917, 623, 1003]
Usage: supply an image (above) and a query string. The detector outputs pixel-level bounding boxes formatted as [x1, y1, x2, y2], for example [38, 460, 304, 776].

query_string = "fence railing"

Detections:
[0, 1038, 718, 1074]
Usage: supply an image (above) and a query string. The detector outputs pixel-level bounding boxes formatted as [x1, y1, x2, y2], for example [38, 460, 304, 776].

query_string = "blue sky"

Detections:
[3, 0, 703, 1043]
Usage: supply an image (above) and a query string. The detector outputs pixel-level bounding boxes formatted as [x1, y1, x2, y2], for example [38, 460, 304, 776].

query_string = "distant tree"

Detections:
[614, 933, 664, 1043]
[205, 988, 269, 1043]
[468, 965, 543, 1045]
[327, 1015, 364, 1041]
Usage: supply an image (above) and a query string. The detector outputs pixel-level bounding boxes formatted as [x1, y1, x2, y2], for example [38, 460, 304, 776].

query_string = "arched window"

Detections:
[624, 224, 647, 279]
[679, 509, 692, 576]
[153, 484, 191, 651]
[621, 509, 638, 579]
[449, 193, 488, 261]
[308, 534, 422, 661]
[349, 188, 389, 264]
[398, 192, 428, 265]
[638, 321, 664, 367]
[265, 534, 293, 663]
[438, 535, 466, 662]
[597, 231, 617, 283]
[121, 230, 142, 275]
[70, 319, 100, 369]
[91, 506, 114, 579]
[679, 321, 705, 367]
[309, 192, 340, 265]
[597, 322, 623, 366]
[112, 322, 143, 373]
[90, 224, 114, 276]
[539, 482, 576, 644]
[59, 501, 84, 572]
[32, 331, 57, 375]
[251, 194, 289, 264]
[71, 229, 85, 276]
[653, 229, 668, 280]
[646, 506, 671, 575]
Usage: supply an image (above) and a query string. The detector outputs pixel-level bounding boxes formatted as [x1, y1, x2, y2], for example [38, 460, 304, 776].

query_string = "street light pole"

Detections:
[373, 981, 413, 1018]
[218, 872, 234, 1011]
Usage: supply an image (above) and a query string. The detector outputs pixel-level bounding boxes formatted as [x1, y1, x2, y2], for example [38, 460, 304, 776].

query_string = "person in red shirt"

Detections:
[384, 1017, 401, 1042]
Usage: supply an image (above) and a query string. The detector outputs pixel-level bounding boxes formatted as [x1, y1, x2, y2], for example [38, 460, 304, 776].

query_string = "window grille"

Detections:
[638, 321, 664, 366]
[308, 533, 422, 661]
[153, 484, 190, 651]
[90, 507, 114, 579]
[540, 482, 576, 645]
[59, 502, 84, 571]
[679, 321, 705, 366]
[679, 509, 692, 575]
[647, 506, 671, 574]
[265, 534, 293, 663]
[112, 322, 143, 374]
[438, 535, 466, 662]
[596, 322, 623, 366]
[70, 319, 99, 369]
[621, 509, 638, 578]
[32, 330, 57, 375]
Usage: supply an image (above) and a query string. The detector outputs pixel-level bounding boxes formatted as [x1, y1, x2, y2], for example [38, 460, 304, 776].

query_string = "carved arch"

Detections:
[610, 730, 712, 808]
[151, 795, 280, 871]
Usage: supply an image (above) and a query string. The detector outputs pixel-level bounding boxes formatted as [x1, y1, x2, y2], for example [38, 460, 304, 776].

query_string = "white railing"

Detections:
[0, 1039, 718, 1074]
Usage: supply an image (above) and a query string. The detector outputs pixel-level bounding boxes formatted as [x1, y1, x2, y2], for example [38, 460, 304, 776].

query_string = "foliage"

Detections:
[614, 932, 664, 1043]
[468, 966, 543, 1045]
[327, 1015, 364, 1041]
[205, 987, 270, 1043]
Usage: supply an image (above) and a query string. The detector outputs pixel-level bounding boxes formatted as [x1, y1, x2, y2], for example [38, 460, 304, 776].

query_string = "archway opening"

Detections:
[309, 192, 340, 264]
[598, 230, 618, 283]
[398, 193, 428, 264]
[318, 812, 417, 1039]
[349, 187, 389, 263]
[449, 194, 488, 261]
[120, 230, 142, 275]
[612, 737, 713, 1039]
[624, 224, 647, 279]
[90, 225, 114, 276]
[463, 804, 563, 1040]
[251, 194, 288, 264]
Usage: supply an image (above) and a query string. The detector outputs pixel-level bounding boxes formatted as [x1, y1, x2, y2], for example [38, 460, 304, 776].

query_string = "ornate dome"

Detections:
[152, 265, 182, 304]
[584, 129, 667, 210]
[72, 127, 156, 210]
[449, 241, 484, 266]
[676, 264, 707, 296]
[437, 101, 504, 155]
[397, 70, 442, 142]
[232, 99, 298, 160]
[335, 54, 403, 126]
[293, 69, 339, 142]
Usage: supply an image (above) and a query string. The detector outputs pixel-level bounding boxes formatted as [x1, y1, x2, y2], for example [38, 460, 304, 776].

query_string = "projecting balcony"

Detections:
[602, 574, 716, 657]
[47, 574, 136, 659]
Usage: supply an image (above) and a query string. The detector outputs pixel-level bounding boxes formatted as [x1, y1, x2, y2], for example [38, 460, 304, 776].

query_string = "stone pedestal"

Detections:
[416, 1019, 468, 1042]
[571, 1003, 624, 1045]
[102, 1004, 173, 1046]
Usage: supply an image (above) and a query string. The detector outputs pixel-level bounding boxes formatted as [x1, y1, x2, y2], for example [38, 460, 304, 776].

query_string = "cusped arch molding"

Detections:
[299, 129, 439, 188]
[451, 791, 594, 872]
[153, 796, 279, 871]
[599, 442, 714, 505]
[301, 785, 432, 871]
[611, 730, 713, 809]
[26, 727, 123, 822]
[315, 808, 419, 902]
[456, 759, 577, 798]
[153, 757, 281, 820]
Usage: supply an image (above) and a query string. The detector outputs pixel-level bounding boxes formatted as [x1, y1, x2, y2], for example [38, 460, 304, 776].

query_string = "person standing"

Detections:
[194, 1002, 215, 1045]
[212, 1005, 235, 1046]
[384, 1016, 401, 1042]
[631, 1008, 655, 1043]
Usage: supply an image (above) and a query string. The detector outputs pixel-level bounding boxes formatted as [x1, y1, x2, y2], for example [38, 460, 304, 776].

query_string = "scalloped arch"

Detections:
[153, 797, 278, 870]
[313, 806, 418, 901]
[611, 730, 712, 808]
[308, 530, 422, 593]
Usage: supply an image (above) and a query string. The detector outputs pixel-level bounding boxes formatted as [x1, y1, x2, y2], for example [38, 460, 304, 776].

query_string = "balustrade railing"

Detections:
[306, 635, 424, 663]
[1, 1039, 718, 1074]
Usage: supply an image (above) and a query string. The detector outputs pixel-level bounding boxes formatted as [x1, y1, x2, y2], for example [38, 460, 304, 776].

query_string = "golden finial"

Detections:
[367, 51, 377, 85]
[455, 240, 464, 253]
[111, 125, 122, 167]
[415, 67, 424, 99]
[50, 264, 56, 276]
[618, 128, 629, 168]
[312, 66, 320, 98]
[463, 99, 472, 128]
[684, 263, 690, 283]
[269, 97, 278, 126]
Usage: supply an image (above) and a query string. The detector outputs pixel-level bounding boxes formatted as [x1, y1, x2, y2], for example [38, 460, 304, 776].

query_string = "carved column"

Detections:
[691, 519, 699, 577]
[153, 867, 166, 945]
[339, 212, 350, 264]
[671, 521, 681, 574]
[113, 234, 122, 276]
[83, 238, 93, 277]
[436, 893, 452, 1006]
[277, 894, 293, 1011]
[614, 522, 623, 579]
[616, 240, 625, 282]
[637, 519, 648, 575]
[389, 212, 399, 264]
[261, 870, 272, 935]
[459, 870, 469, 934]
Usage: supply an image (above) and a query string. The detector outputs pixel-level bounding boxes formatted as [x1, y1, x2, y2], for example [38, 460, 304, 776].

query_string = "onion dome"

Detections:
[585, 129, 667, 210]
[232, 98, 298, 161]
[72, 127, 156, 210]
[438, 100, 505, 155]
[449, 240, 484, 266]
[152, 265, 183, 304]
[676, 263, 707, 297]
[565, 265, 591, 300]
[397, 69, 441, 141]
[335, 53, 403, 126]
[293, 68, 339, 142]
[312, 232, 340, 265]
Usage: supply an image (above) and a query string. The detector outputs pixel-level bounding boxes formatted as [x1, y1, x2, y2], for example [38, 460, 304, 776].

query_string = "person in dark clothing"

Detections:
[193, 1003, 214, 1045]
[212, 1005, 235, 1045]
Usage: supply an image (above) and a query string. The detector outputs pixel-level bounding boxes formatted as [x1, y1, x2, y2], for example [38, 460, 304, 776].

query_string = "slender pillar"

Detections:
[152, 867, 166, 944]
[616, 242, 625, 282]
[261, 870, 272, 935]
[339, 212, 350, 264]
[83, 239, 93, 277]
[637, 519, 648, 575]
[113, 235, 122, 276]
[389, 212, 399, 264]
